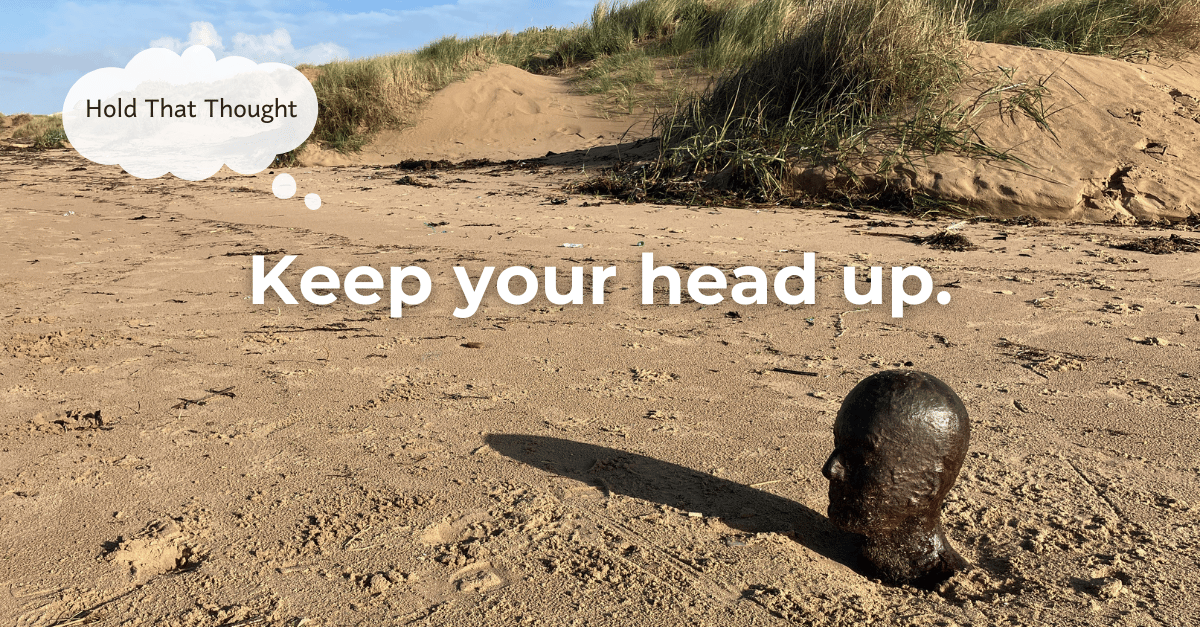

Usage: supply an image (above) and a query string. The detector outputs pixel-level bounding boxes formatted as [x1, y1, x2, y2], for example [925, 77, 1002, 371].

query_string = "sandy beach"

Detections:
[2, 131, 1198, 625]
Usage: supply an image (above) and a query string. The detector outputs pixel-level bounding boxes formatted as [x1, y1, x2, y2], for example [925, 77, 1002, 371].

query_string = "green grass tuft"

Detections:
[11, 114, 67, 150]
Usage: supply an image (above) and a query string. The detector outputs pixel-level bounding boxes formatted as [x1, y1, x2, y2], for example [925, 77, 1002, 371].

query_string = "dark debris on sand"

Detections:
[1113, 234, 1200, 254]
[968, 215, 1049, 227]
[32, 409, 109, 432]
[568, 172, 758, 207]
[1170, 213, 1200, 231]
[395, 175, 434, 188]
[385, 158, 545, 172]
[913, 231, 978, 251]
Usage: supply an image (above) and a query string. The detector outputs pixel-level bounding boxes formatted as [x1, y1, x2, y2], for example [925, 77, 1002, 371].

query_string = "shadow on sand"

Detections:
[484, 433, 865, 573]
[540, 136, 659, 167]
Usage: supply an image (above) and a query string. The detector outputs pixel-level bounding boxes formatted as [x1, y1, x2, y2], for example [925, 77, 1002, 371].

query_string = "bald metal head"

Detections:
[822, 370, 971, 584]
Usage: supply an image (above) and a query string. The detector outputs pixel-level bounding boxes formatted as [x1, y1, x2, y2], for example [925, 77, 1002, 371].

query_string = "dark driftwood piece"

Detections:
[822, 370, 971, 586]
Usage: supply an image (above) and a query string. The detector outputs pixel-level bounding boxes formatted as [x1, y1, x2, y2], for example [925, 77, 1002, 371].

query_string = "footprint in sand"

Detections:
[452, 562, 504, 593]
[106, 518, 203, 580]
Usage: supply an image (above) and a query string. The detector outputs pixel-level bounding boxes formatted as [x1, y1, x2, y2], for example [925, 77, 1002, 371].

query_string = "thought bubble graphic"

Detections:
[63, 45, 317, 181]
[272, 173, 297, 198]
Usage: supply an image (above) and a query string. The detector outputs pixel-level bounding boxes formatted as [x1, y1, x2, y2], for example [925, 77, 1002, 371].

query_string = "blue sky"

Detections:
[1, 0, 597, 114]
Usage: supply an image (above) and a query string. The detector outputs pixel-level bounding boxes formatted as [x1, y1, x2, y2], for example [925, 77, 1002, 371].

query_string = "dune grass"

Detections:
[10, 114, 67, 149]
[626, 0, 1199, 204]
[306, 27, 579, 153]
[304, 0, 834, 153]
[649, 0, 967, 194]
[961, 0, 1200, 58]
[294, 0, 1199, 199]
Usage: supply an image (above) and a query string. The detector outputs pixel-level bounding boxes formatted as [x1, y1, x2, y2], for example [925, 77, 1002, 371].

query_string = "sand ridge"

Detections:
[917, 43, 1200, 222]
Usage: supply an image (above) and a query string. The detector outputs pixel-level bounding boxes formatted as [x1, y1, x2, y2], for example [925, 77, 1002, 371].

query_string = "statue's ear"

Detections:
[924, 468, 943, 500]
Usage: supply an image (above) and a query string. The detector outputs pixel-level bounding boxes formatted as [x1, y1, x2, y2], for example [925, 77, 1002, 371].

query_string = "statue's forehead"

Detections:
[832, 418, 891, 446]
[835, 406, 953, 442]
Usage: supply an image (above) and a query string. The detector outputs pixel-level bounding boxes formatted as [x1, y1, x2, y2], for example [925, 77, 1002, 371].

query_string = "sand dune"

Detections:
[301, 64, 656, 166]
[299, 47, 1200, 223]
[799, 43, 1200, 221]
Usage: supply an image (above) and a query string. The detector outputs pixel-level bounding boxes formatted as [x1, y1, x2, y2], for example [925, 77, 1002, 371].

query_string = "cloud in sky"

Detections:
[149, 22, 349, 66]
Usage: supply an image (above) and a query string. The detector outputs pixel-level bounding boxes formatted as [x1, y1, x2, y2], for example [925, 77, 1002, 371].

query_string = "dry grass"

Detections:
[611, 0, 1199, 206]
[960, 0, 1200, 58]
[288, 0, 1199, 187]
[10, 114, 67, 149]
[650, 0, 978, 199]
[306, 27, 580, 153]
[303, 0, 870, 153]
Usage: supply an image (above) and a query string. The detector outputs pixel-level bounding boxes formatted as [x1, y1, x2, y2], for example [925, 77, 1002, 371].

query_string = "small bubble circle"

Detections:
[272, 173, 296, 199]
[304, 193, 322, 210]
[937, 291, 951, 305]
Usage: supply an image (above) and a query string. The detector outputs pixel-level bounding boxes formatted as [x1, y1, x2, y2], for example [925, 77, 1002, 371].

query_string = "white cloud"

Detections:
[149, 22, 221, 53]
[150, 22, 347, 66]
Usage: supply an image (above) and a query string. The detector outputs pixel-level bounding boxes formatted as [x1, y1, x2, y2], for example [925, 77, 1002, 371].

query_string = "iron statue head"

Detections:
[822, 370, 971, 586]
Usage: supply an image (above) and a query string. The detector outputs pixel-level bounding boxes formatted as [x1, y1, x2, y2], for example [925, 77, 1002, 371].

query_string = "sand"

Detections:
[788, 42, 1199, 222]
[300, 64, 658, 167]
[907, 43, 1200, 222]
[2, 49, 1199, 627]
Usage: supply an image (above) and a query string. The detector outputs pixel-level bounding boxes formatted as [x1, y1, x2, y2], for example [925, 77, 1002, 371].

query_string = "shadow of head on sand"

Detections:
[484, 434, 866, 573]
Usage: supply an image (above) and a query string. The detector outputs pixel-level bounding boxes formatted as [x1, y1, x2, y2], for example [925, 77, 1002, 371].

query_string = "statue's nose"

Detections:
[822, 453, 844, 481]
